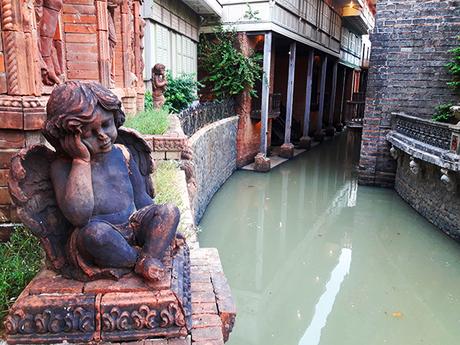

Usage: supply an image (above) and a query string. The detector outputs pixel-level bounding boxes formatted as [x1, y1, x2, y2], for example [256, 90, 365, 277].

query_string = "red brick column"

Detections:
[235, 33, 261, 167]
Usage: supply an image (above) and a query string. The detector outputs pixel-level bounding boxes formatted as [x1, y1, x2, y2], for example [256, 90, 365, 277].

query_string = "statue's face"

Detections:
[81, 106, 117, 156]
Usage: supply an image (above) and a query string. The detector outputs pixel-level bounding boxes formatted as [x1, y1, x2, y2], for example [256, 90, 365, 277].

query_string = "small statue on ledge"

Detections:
[151, 63, 167, 109]
[9, 81, 180, 282]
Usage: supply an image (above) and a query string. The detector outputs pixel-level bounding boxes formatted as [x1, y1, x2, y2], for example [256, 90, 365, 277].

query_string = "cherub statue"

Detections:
[151, 63, 167, 109]
[9, 81, 180, 282]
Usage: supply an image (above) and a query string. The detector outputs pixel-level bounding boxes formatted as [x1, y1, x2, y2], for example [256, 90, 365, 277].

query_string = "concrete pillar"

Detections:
[280, 42, 297, 159]
[254, 32, 273, 172]
[326, 60, 338, 137]
[315, 55, 328, 141]
[299, 49, 315, 149]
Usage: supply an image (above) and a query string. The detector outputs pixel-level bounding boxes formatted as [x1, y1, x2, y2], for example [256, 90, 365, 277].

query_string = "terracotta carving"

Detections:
[152, 63, 167, 109]
[35, 0, 64, 85]
[108, 0, 123, 87]
[9, 81, 180, 282]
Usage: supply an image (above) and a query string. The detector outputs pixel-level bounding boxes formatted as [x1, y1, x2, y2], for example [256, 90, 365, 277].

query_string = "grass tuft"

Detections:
[154, 161, 197, 240]
[124, 108, 170, 135]
[0, 227, 43, 320]
[154, 160, 184, 208]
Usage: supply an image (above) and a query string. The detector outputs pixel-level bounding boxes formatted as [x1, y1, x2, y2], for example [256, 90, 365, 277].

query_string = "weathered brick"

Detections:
[191, 327, 223, 342]
[0, 130, 25, 149]
[0, 150, 17, 169]
[192, 314, 222, 329]
[0, 187, 11, 204]
[191, 302, 218, 315]
[0, 169, 9, 187]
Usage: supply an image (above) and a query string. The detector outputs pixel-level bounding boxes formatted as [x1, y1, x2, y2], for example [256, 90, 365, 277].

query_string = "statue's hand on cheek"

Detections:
[60, 133, 91, 163]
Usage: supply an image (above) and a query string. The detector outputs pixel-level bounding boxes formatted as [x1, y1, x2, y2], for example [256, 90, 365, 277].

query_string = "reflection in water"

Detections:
[299, 248, 352, 345]
[199, 131, 460, 345]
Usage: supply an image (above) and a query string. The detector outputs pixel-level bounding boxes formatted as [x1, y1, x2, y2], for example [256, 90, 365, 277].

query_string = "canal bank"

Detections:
[198, 131, 460, 345]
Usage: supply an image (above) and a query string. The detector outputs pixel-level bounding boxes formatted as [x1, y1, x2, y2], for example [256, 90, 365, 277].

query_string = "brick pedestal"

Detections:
[298, 136, 312, 150]
[279, 143, 295, 159]
[254, 153, 271, 172]
[5, 245, 192, 344]
[314, 130, 325, 142]
[4, 246, 236, 345]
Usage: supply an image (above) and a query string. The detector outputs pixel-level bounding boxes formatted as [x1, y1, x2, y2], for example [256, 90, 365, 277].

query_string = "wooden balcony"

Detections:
[341, 1, 375, 34]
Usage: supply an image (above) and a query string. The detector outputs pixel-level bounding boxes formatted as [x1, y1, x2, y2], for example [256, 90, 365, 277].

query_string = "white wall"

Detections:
[143, 0, 200, 84]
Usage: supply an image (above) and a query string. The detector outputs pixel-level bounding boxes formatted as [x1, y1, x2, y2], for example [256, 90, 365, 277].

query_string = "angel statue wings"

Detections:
[9, 81, 181, 282]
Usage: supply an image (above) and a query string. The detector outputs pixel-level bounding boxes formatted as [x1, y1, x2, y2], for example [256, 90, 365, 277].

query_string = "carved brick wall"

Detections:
[0, 0, 145, 224]
[358, 0, 460, 187]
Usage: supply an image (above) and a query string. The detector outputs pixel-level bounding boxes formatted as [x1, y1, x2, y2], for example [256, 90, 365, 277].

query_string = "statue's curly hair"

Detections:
[44, 81, 125, 149]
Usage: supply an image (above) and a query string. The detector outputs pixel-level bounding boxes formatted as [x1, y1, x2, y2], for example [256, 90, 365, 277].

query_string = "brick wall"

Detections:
[359, 0, 460, 187]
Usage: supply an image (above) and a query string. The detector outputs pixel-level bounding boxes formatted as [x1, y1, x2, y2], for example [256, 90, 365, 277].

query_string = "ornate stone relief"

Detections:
[440, 168, 457, 193]
[409, 156, 421, 176]
[390, 145, 399, 160]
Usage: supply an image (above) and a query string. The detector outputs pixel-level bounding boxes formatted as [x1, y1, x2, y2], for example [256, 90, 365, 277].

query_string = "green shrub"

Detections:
[124, 108, 170, 135]
[144, 90, 154, 111]
[199, 25, 262, 100]
[0, 227, 43, 320]
[432, 103, 454, 123]
[446, 37, 460, 90]
[164, 71, 200, 113]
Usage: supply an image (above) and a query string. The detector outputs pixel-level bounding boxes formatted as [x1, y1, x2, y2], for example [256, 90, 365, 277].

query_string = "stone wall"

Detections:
[395, 152, 460, 241]
[359, 0, 460, 187]
[189, 117, 238, 223]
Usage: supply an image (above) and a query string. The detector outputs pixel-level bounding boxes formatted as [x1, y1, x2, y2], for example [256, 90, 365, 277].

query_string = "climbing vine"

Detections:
[432, 37, 460, 122]
[446, 37, 460, 90]
[198, 25, 262, 100]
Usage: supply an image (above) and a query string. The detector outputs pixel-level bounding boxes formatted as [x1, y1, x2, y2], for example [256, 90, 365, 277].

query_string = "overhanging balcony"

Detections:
[341, 1, 375, 35]
[182, 0, 223, 17]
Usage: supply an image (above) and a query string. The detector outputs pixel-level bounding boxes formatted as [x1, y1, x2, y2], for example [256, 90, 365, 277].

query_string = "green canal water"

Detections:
[198, 131, 460, 345]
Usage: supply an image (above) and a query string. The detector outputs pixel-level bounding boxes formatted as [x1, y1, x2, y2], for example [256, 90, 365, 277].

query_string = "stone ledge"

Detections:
[387, 132, 460, 171]
[387, 113, 460, 171]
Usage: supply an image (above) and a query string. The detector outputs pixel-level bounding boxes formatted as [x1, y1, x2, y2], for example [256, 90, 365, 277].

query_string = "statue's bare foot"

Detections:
[135, 256, 165, 281]
[173, 233, 186, 253]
